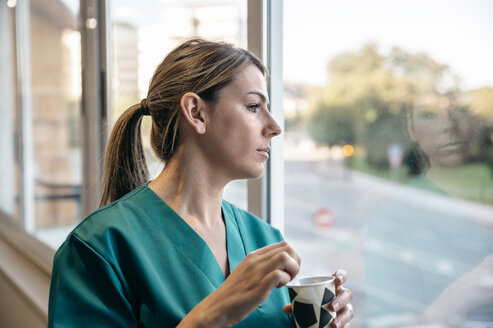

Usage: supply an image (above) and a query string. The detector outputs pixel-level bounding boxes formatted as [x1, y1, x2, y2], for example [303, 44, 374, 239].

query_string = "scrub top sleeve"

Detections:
[48, 234, 137, 328]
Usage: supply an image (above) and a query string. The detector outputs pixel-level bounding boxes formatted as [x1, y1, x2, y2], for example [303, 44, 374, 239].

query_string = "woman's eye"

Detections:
[246, 104, 260, 112]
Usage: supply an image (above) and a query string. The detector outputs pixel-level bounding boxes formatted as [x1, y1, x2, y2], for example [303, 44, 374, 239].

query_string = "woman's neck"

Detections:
[148, 148, 226, 228]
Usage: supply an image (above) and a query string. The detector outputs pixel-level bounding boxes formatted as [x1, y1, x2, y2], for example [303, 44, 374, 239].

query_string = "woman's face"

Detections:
[201, 64, 281, 180]
[409, 106, 470, 167]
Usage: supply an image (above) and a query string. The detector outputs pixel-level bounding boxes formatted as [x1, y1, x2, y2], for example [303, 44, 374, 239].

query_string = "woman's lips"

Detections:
[439, 140, 467, 152]
[256, 146, 270, 159]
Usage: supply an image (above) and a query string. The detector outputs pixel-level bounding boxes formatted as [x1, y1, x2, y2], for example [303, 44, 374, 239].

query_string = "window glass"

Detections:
[111, 0, 248, 209]
[26, 0, 82, 248]
[0, 2, 19, 219]
[283, 1, 493, 326]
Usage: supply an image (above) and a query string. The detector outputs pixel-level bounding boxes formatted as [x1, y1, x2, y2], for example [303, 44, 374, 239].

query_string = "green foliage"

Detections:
[366, 113, 408, 170]
[308, 104, 355, 146]
[310, 43, 479, 172]
[328, 43, 384, 77]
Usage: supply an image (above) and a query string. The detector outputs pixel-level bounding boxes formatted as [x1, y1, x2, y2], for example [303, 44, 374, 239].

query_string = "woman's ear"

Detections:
[180, 92, 207, 134]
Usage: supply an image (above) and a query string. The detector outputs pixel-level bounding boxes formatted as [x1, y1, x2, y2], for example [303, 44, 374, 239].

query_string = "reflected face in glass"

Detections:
[202, 64, 281, 180]
[409, 107, 470, 167]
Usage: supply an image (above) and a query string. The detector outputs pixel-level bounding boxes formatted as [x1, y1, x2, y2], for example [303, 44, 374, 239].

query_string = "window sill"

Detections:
[0, 211, 54, 323]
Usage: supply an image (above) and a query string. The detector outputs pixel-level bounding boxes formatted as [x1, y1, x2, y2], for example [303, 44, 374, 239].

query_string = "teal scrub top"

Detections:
[48, 185, 294, 327]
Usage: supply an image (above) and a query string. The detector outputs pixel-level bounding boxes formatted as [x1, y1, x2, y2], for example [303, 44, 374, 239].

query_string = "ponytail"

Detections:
[100, 103, 149, 206]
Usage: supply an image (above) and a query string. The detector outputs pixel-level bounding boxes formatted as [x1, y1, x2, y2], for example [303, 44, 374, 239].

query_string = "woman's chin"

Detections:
[432, 149, 464, 167]
[244, 166, 265, 180]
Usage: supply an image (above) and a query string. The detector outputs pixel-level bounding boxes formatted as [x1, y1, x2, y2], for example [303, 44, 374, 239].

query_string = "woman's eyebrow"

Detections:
[247, 90, 269, 104]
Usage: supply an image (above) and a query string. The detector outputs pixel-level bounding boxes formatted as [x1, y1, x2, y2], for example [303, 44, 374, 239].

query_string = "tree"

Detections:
[308, 44, 467, 171]
[308, 104, 355, 146]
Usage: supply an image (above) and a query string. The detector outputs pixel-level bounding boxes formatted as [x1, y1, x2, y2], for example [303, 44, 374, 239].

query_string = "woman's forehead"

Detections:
[227, 65, 268, 98]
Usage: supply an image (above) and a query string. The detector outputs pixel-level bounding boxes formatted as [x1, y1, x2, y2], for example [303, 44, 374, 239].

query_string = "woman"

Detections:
[48, 39, 354, 327]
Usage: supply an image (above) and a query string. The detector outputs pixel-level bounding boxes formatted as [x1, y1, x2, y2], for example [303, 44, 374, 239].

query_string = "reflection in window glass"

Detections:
[111, 0, 247, 209]
[283, 1, 493, 326]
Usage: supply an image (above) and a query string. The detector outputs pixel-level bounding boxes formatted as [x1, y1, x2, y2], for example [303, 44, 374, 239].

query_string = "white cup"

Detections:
[287, 275, 336, 328]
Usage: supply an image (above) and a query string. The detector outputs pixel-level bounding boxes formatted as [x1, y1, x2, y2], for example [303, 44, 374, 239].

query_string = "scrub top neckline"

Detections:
[139, 185, 246, 287]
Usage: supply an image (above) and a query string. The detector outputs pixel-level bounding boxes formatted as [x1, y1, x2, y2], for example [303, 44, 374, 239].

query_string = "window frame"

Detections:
[0, 0, 112, 267]
[80, 0, 112, 217]
[247, 0, 285, 233]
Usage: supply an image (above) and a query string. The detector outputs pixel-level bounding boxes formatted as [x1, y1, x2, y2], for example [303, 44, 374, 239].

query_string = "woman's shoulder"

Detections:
[59, 186, 152, 252]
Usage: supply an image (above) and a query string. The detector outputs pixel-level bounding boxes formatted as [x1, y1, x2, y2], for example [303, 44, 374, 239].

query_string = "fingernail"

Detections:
[332, 301, 340, 312]
[337, 273, 343, 281]
[333, 321, 341, 328]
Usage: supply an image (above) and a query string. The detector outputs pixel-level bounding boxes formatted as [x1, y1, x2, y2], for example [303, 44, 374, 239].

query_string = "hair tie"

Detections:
[140, 98, 150, 116]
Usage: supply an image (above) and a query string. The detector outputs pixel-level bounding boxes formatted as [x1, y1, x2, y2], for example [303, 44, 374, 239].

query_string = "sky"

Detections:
[283, 0, 493, 90]
[107, 0, 493, 92]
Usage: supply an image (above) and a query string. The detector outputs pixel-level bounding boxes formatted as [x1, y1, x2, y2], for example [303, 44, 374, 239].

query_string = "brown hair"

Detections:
[100, 38, 266, 206]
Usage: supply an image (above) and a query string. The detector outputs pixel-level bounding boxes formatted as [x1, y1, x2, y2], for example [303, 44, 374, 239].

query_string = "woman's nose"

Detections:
[442, 110, 459, 134]
[263, 112, 282, 138]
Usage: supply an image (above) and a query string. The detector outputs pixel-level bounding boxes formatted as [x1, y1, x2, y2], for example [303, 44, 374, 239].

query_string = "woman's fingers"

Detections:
[332, 269, 347, 286]
[261, 242, 301, 266]
[262, 250, 300, 281]
[236, 241, 300, 291]
[330, 286, 353, 312]
[250, 241, 290, 256]
[248, 242, 300, 286]
[239, 242, 301, 284]
[282, 304, 293, 314]
[329, 270, 353, 328]
[261, 269, 292, 289]
[331, 303, 354, 328]
[211, 241, 302, 326]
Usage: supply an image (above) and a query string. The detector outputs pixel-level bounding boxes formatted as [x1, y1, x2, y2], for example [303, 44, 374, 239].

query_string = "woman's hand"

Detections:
[283, 269, 354, 328]
[178, 241, 300, 328]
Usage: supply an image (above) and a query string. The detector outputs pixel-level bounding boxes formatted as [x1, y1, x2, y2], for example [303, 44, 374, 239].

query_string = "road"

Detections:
[280, 160, 493, 327]
[283, 160, 377, 327]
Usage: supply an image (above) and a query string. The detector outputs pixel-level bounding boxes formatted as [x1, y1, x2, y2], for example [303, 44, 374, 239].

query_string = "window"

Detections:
[32, 2, 82, 247]
[1, 0, 82, 249]
[283, 0, 493, 326]
[111, 0, 248, 209]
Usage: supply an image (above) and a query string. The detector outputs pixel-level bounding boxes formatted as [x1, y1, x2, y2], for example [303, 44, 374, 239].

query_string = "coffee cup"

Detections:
[286, 275, 336, 328]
